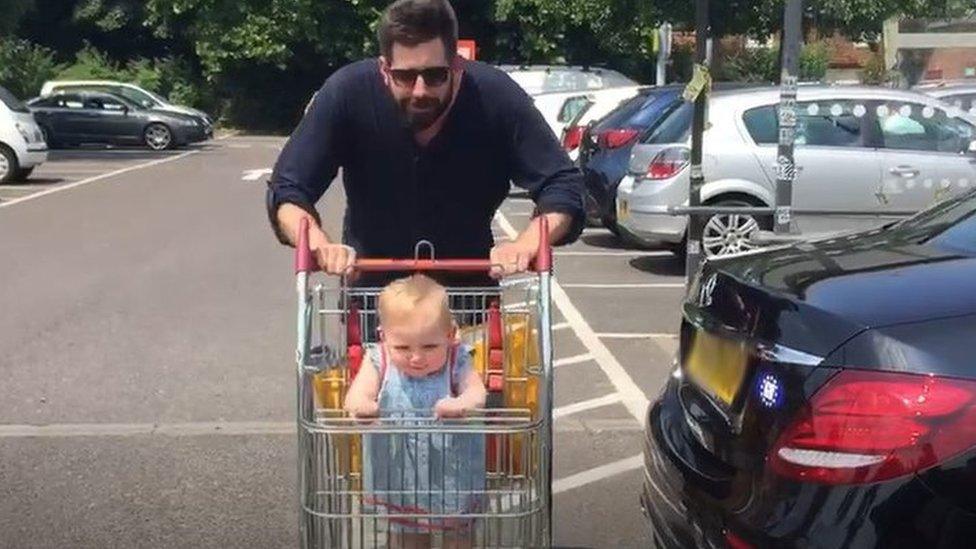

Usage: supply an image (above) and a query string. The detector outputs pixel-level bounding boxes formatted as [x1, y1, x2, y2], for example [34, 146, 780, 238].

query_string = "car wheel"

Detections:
[144, 123, 173, 151]
[701, 197, 772, 259]
[14, 166, 35, 181]
[0, 145, 19, 184]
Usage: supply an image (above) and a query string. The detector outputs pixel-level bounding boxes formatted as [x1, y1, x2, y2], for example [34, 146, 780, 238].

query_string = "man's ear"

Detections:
[379, 56, 392, 86]
[450, 54, 463, 72]
[377, 327, 385, 343]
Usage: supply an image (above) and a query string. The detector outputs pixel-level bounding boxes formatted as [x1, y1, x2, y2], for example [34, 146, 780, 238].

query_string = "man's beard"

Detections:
[399, 73, 453, 131]
[400, 94, 449, 131]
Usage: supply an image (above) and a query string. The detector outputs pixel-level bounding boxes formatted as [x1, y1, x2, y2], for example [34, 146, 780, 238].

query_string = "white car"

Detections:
[534, 86, 644, 143]
[40, 80, 213, 136]
[0, 85, 47, 184]
[616, 85, 976, 258]
[499, 65, 636, 96]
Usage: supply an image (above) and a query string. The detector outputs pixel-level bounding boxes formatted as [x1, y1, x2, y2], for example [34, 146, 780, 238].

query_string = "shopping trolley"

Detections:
[293, 218, 555, 548]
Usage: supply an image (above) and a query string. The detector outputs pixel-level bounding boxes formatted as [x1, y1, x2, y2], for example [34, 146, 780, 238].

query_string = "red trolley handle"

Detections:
[295, 217, 552, 274]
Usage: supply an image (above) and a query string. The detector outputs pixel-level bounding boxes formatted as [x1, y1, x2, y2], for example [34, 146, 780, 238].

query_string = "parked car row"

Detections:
[576, 83, 976, 258]
[0, 79, 213, 184]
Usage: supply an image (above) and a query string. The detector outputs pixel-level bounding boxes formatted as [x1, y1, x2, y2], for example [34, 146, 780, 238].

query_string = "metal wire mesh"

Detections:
[298, 280, 547, 548]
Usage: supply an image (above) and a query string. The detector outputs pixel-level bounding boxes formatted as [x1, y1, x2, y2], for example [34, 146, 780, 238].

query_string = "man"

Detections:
[267, 0, 584, 281]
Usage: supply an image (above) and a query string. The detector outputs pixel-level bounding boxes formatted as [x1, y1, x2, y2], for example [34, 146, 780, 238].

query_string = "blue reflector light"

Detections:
[756, 372, 784, 409]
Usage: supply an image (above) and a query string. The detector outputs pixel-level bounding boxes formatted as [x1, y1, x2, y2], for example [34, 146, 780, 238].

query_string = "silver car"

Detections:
[916, 81, 976, 115]
[616, 85, 976, 257]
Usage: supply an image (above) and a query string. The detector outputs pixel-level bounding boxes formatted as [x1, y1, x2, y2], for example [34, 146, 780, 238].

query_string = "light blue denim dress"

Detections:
[362, 343, 486, 531]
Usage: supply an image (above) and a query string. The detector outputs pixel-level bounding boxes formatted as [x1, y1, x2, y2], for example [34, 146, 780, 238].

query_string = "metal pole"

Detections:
[656, 23, 672, 86]
[685, 0, 709, 279]
[775, 0, 803, 234]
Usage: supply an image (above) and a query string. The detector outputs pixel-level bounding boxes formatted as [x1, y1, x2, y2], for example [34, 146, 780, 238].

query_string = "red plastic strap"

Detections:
[295, 218, 314, 274]
[486, 301, 505, 393]
[488, 301, 502, 350]
[347, 301, 363, 378]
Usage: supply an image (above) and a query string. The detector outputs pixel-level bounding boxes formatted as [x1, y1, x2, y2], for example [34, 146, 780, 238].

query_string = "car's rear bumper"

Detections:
[643, 377, 976, 549]
[21, 148, 48, 168]
[615, 176, 686, 246]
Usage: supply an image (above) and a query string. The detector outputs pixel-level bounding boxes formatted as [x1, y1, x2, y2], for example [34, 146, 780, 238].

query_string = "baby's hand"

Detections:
[434, 397, 470, 419]
[345, 398, 379, 419]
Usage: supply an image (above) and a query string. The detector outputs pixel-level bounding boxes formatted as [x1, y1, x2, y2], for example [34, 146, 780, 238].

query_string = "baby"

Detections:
[344, 274, 487, 548]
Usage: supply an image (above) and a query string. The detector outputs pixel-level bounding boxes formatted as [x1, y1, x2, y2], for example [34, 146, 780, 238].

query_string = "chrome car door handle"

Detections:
[889, 166, 919, 178]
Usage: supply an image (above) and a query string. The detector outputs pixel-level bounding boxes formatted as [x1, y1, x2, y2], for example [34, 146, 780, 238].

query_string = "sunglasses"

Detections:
[388, 66, 451, 87]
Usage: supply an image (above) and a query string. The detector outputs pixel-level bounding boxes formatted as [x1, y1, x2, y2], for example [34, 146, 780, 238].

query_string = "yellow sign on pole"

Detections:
[682, 64, 712, 102]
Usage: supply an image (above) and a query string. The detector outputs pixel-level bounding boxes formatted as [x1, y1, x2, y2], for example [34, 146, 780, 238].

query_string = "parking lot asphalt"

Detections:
[0, 135, 682, 548]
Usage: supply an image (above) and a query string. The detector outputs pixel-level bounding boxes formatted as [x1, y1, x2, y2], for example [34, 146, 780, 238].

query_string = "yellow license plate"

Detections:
[617, 199, 629, 220]
[684, 330, 749, 405]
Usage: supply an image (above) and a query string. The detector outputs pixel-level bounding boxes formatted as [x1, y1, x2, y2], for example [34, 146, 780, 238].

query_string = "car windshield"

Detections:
[0, 85, 29, 113]
[897, 190, 976, 254]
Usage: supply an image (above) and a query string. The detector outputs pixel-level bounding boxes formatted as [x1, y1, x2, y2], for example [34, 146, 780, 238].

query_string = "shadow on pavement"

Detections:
[580, 232, 638, 250]
[629, 254, 684, 277]
[20, 177, 66, 185]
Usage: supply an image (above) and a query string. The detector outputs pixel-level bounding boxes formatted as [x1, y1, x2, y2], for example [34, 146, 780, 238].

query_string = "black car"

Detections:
[643, 190, 976, 548]
[579, 86, 683, 232]
[28, 91, 208, 150]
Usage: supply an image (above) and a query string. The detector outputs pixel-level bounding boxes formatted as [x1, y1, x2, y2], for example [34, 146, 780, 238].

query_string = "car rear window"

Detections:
[898, 191, 976, 254]
[0, 85, 29, 113]
[593, 93, 650, 131]
[642, 101, 693, 144]
[943, 93, 976, 113]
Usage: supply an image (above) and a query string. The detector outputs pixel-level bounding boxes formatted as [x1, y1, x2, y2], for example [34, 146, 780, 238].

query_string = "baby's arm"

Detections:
[434, 367, 487, 419]
[342, 353, 380, 418]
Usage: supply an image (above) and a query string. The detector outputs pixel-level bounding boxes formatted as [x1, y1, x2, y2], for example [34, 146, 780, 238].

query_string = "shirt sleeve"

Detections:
[265, 77, 347, 244]
[505, 89, 586, 246]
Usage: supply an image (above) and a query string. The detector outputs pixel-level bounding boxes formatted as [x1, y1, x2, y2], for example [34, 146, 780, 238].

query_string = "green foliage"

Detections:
[5, 0, 975, 129]
[798, 41, 829, 81]
[719, 47, 779, 83]
[0, 36, 65, 100]
[0, 0, 35, 37]
[717, 41, 831, 83]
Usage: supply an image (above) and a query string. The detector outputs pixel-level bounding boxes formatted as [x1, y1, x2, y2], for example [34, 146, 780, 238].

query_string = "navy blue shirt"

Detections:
[266, 59, 584, 262]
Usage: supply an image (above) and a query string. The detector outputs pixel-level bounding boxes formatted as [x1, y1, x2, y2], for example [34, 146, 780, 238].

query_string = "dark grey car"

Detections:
[27, 91, 208, 150]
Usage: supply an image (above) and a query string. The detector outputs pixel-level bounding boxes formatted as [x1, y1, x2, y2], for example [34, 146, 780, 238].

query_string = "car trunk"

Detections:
[666, 261, 866, 496]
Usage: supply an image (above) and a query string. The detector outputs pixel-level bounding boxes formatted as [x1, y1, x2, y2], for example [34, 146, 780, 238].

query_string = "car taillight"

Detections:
[562, 125, 584, 151]
[597, 128, 639, 149]
[770, 370, 976, 485]
[645, 147, 690, 180]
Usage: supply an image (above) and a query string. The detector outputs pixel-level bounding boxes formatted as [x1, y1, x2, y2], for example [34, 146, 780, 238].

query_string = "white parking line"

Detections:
[555, 251, 671, 257]
[560, 283, 684, 289]
[495, 211, 650, 422]
[552, 454, 643, 495]
[552, 322, 571, 331]
[597, 332, 678, 339]
[0, 421, 295, 438]
[553, 394, 622, 420]
[554, 353, 593, 368]
[0, 151, 197, 209]
[0, 418, 632, 438]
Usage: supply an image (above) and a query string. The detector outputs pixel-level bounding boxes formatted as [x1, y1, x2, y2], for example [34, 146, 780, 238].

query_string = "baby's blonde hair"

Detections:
[377, 274, 454, 331]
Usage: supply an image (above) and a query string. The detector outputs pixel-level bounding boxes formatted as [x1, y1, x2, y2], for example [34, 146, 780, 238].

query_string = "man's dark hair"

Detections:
[378, 0, 458, 62]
